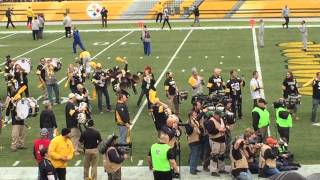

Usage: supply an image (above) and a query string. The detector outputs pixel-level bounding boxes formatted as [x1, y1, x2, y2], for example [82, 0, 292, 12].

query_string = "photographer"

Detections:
[230, 138, 253, 180]
[65, 93, 80, 155]
[223, 101, 236, 159]
[243, 128, 260, 174]
[187, 108, 202, 175]
[259, 137, 280, 177]
[104, 135, 128, 180]
[226, 69, 245, 119]
[207, 68, 225, 96]
[252, 98, 270, 142]
[161, 115, 181, 150]
[79, 120, 102, 180]
[164, 71, 179, 115]
[148, 133, 179, 180]
[204, 110, 228, 177]
[282, 71, 299, 120]
[276, 138, 301, 171]
[274, 99, 292, 143]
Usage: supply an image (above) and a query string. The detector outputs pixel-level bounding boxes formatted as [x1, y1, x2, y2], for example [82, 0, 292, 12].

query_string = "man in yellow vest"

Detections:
[104, 135, 128, 180]
[147, 133, 179, 180]
[230, 138, 253, 180]
[155, 2, 164, 23]
[259, 137, 280, 177]
[252, 98, 270, 142]
[274, 98, 292, 143]
[26, 6, 34, 26]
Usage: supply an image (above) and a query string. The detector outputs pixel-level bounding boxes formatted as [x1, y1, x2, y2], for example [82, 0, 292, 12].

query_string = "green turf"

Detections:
[0, 21, 319, 167]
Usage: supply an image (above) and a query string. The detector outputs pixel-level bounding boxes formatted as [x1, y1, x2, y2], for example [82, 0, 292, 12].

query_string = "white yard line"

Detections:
[251, 27, 270, 136]
[12, 161, 20, 167]
[0, 35, 64, 66]
[0, 33, 16, 39]
[35, 31, 134, 101]
[75, 160, 81, 166]
[130, 29, 193, 130]
[0, 24, 319, 34]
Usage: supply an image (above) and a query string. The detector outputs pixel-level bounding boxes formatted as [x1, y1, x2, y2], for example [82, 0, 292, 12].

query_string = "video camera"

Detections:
[273, 94, 301, 110]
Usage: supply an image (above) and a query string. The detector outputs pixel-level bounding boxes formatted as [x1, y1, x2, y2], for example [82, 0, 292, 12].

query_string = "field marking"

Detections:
[75, 160, 81, 166]
[35, 31, 134, 101]
[137, 160, 143, 166]
[12, 161, 20, 166]
[1, 24, 320, 34]
[251, 27, 270, 136]
[130, 29, 193, 130]
[0, 35, 64, 66]
[0, 33, 16, 39]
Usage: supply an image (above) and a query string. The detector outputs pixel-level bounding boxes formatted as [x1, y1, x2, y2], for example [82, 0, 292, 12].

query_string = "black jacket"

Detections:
[39, 158, 57, 180]
[40, 109, 57, 129]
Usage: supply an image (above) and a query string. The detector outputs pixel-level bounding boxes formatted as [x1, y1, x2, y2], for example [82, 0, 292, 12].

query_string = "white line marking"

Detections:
[0, 33, 16, 39]
[0, 24, 320, 34]
[137, 160, 143, 166]
[130, 29, 193, 130]
[35, 31, 134, 101]
[251, 27, 270, 135]
[0, 35, 64, 66]
[75, 160, 81, 166]
[12, 161, 20, 166]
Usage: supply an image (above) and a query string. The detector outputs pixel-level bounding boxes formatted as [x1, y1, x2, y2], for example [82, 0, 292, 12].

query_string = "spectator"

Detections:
[26, 6, 34, 26]
[39, 148, 57, 180]
[33, 128, 51, 165]
[63, 13, 72, 38]
[38, 14, 45, 39]
[40, 102, 57, 140]
[79, 120, 102, 180]
[48, 128, 74, 180]
[31, 16, 40, 40]
[141, 25, 151, 56]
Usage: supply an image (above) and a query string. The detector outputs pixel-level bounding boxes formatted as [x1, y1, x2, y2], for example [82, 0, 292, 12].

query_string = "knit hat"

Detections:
[61, 128, 71, 136]
[40, 128, 49, 136]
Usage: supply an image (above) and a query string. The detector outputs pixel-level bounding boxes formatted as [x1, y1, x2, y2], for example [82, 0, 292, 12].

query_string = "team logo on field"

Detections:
[86, 3, 102, 19]
[278, 41, 320, 96]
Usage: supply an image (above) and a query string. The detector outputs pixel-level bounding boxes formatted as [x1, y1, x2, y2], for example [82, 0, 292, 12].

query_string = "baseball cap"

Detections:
[40, 128, 49, 136]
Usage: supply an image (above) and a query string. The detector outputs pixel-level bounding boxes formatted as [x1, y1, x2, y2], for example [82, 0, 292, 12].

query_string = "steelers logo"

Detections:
[86, 3, 102, 19]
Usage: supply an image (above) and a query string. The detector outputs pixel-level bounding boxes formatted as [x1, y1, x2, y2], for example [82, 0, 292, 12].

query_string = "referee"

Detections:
[147, 133, 179, 180]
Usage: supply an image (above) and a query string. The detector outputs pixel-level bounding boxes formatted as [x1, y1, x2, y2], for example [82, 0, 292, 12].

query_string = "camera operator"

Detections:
[204, 110, 228, 177]
[275, 138, 301, 171]
[103, 135, 128, 180]
[79, 120, 102, 180]
[188, 67, 204, 102]
[230, 137, 253, 180]
[207, 68, 225, 96]
[164, 71, 179, 115]
[243, 128, 260, 174]
[188, 100, 210, 172]
[147, 133, 179, 180]
[274, 98, 292, 143]
[259, 137, 280, 177]
[252, 98, 270, 142]
[282, 71, 300, 120]
[226, 69, 245, 119]
[186, 106, 204, 175]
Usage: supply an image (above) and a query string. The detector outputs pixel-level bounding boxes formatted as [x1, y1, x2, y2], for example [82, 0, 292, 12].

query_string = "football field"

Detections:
[0, 21, 320, 168]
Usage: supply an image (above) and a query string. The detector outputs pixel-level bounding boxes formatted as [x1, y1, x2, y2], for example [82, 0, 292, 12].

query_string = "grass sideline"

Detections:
[0, 22, 319, 167]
